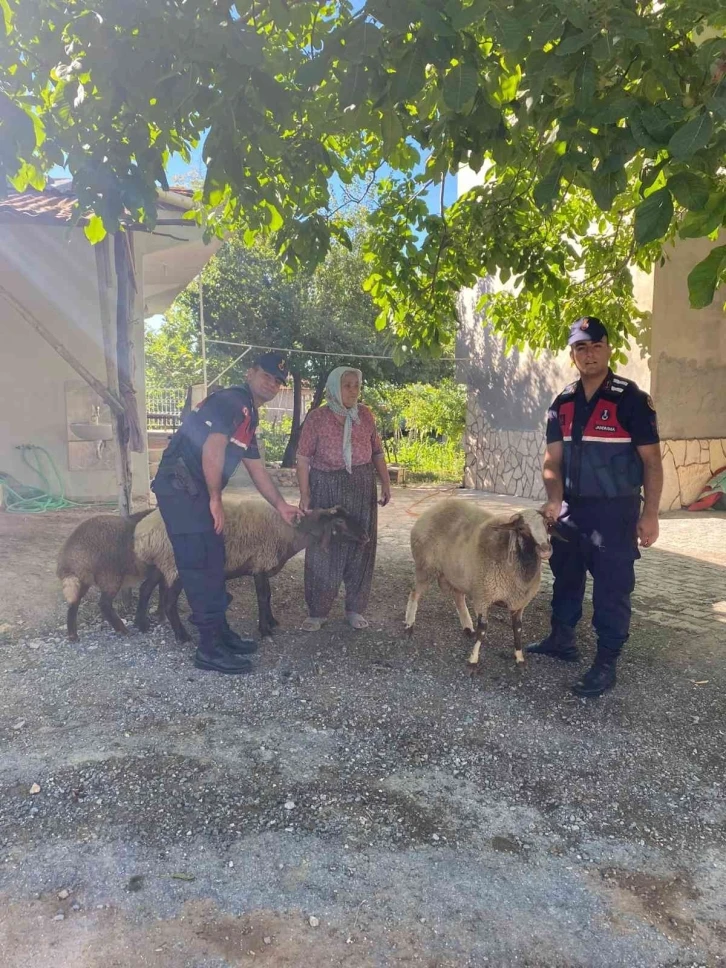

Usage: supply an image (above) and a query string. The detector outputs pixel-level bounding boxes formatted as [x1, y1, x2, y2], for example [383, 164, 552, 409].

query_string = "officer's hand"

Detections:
[210, 495, 225, 535]
[278, 502, 303, 526]
[540, 500, 562, 525]
[637, 511, 659, 548]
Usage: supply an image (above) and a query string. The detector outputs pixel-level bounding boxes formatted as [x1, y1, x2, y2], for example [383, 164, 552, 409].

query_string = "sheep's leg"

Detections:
[453, 591, 474, 635]
[404, 575, 430, 633]
[99, 592, 129, 635]
[134, 570, 161, 632]
[66, 582, 89, 642]
[166, 577, 192, 644]
[254, 573, 276, 638]
[467, 612, 488, 671]
[511, 608, 525, 665]
[155, 576, 168, 621]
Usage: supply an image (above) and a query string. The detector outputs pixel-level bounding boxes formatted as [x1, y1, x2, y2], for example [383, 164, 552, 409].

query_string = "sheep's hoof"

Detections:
[467, 660, 481, 677]
[514, 652, 526, 668]
[135, 619, 151, 633]
[404, 623, 414, 637]
[68, 633, 79, 644]
[463, 627, 475, 638]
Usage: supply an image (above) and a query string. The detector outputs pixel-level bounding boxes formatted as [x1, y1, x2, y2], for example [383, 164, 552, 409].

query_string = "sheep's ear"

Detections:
[508, 512, 525, 528]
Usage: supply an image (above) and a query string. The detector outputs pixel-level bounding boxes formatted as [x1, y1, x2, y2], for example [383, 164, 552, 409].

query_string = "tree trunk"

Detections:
[310, 368, 331, 411]
[281, 370, 303, 468]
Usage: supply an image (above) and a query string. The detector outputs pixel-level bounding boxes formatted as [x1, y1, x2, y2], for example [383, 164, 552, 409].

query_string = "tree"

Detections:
[2, 1, 725, 354]
[150, 214, 455, 462]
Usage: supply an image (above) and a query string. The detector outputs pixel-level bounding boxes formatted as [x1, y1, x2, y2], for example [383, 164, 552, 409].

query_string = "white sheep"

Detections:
[133, 497, 368, 641]
[404, 501, 552, 670]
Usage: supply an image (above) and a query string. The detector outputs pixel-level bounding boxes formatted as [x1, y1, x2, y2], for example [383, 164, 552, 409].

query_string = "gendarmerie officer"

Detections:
[152, 351, 300, 675]
[528, 316, 663, 697]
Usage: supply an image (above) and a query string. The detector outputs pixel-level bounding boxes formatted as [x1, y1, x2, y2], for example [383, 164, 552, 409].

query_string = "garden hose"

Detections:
[0, 445, 115, 513]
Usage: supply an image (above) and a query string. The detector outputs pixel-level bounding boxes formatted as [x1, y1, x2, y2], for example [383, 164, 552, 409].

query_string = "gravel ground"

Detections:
[0, 491, 725, 967]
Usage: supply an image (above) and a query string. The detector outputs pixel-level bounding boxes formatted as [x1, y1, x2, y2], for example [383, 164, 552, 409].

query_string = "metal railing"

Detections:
[147, 387, 186, 431]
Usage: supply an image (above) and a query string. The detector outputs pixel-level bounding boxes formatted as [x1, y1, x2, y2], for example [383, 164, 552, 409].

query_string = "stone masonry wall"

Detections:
[464, 398, 726, 511]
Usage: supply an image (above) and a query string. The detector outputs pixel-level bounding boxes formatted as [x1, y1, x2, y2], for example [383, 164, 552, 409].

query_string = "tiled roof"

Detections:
[0, 185, 195, 226]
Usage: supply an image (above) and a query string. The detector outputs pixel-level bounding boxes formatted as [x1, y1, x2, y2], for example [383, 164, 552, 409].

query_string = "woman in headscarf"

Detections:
[296, 366, 391, 631]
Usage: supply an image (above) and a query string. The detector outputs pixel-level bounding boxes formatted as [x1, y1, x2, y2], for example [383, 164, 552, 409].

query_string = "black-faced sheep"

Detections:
[57, 510, 164, 641]
[404, 501, 552, 670]
[133, 498, 368, 642]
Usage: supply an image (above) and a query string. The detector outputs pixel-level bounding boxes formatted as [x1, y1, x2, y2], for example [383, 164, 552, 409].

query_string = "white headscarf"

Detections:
[325, 366, 362, 474]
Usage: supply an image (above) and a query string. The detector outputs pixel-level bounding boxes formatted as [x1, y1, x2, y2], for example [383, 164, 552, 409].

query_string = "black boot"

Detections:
[195, 629, 254, 674]
[526, 622, 580, 662]
[572, 650, 617, 698]
[220, 618, 258, 655]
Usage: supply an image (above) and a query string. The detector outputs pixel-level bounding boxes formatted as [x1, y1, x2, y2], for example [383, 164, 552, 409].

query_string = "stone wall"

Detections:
[465, 400, 725, 511]
[463, 401, 546, 501]
[661, 438, 726, 510]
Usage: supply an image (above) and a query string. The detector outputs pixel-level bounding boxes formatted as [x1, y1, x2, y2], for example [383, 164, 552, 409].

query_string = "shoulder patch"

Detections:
[646, 394, 656, 411]
[561, 381, 578, 396]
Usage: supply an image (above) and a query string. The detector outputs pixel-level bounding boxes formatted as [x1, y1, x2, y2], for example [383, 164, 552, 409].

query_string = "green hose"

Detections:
[1, 445, 116, 513]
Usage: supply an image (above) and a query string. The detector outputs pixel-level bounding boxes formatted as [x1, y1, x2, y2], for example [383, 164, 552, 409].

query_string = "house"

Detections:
[0, 183, 219, 507]
[456, 169, 726, 512]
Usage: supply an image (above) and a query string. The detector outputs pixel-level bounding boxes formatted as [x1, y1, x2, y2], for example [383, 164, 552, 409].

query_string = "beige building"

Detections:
[457, 174, 726, 512]
[0, 184, 219, 506]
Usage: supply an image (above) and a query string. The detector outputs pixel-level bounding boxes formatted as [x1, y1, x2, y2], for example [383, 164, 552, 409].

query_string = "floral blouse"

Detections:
[296, 404, 384, 472]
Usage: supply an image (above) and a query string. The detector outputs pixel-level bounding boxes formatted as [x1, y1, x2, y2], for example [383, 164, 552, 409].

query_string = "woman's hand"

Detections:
[379, 482, 392, 507]
[299, 493, 311, 512]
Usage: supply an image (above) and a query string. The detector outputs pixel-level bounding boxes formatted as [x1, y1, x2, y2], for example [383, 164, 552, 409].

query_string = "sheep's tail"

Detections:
[60, 576, 82, 604]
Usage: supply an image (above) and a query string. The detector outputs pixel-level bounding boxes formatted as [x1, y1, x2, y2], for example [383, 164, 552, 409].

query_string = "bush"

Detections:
[396, 438, 465, 483]
[257, 416, 292, 463]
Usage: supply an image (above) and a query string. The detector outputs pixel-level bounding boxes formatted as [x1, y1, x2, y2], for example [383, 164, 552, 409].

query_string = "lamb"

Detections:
[133, 497, 368, 642]
[57, 510, 164, 641]
[404, 500, 553, 671]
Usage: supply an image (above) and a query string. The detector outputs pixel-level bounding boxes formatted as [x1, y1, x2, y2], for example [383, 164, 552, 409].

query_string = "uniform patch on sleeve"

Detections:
[646, 394, 656, 411]
[230, 406, 254, 450]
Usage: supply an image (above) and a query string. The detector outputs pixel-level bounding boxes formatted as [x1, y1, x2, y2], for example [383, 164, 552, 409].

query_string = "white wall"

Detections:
[0, 223, 148, 502]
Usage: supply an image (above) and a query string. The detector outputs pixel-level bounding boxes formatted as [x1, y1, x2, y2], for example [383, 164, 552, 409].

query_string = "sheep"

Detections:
[133, 497, 369, 642]
[404, 501, 553, 671]
[57, 510, 165, 641]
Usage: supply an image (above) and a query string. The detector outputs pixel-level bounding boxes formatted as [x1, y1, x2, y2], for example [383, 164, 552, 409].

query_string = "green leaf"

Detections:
[556, 29, 599, 57]
[495, 12, 527, 50]
[380, 110, 404, 154]
[668, 112, 714, 160]
[590, 168, 626, 212]
[533, 164, 564, 209]
[442, 62, 479, 112]
[687, 245, 726, 310]
[634, 188, 674, 246]
[390, 49, 426, 103]
[574, 57, 595, 112]
[667, 171, 710, 212]
[84, 214, 107, 244]
[296, 55, 330, 88]
[595, 97, 637, 125]
[0, 0, 13, 35]
[450, 0, 489, 31]
[339, 63, 368, 108]
[678, 194, 726, 239]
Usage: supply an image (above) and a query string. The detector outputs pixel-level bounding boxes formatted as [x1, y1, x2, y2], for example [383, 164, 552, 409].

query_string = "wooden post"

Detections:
[95, 238, 132, 517]
[112, 234, 135, 517]
[281, 370, 303, 468]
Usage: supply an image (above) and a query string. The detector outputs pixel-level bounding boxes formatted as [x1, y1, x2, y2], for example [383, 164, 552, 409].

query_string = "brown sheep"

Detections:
[404, 501, 553, 671]
[56, 510, 163, 641]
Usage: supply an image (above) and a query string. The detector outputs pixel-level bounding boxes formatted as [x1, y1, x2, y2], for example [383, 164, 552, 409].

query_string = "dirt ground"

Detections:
[1, 486, 725, 968]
